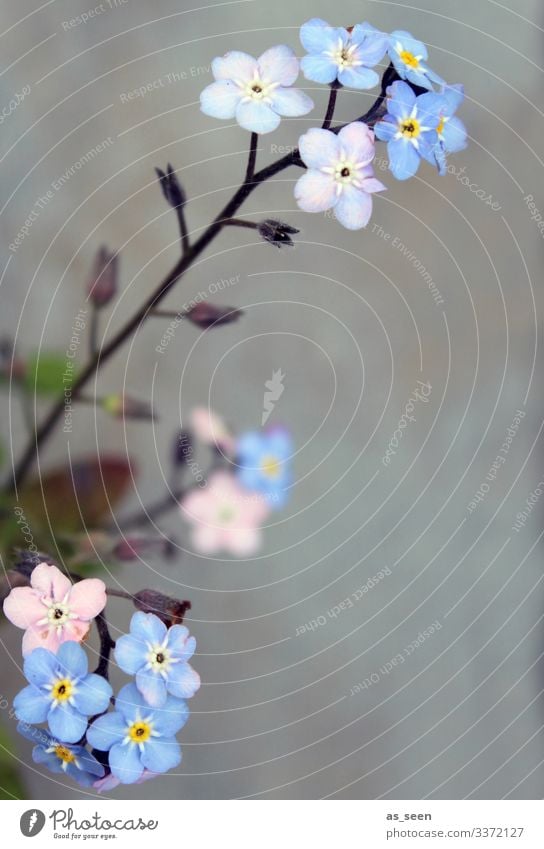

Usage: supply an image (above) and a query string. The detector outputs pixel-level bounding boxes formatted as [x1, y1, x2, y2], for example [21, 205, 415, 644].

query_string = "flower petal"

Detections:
[360, 176, 387, 194]
[300, 54, 338, 85]
[14, 685, 50, 724]
[21, 625, 61, 657]
[224, 526, 262, 555]
[140, 737, 181, 774]
[67, 579, 107, 621]
[235, 100, 280, 134]
[130, 611, 167, 646]
[152, 694, 190, 737]
[441, 83, 464, 115]
[56, 640, 88, 680]
[73, 673, 112, 716]
[212, 51, 257, 82]
[338, 66, 379, 90]
[386, 80, 416, 119]
[350, 24, 388, 65]
[74, 748, 105, 777]
[295, 170, 337, 213]
[374, 118, 397, 142]
[167, 662, 201, 699]
[257, 45, 299, 86]
[62, 620, 91, 644]
[167, 628, 195, 662]
[30, 563, 72, 600]
[3, 587, 45, 629]
[109, 741, 144, 784]
[388, 138, 421, 180]
[23, 647, 57, 686]
[442, 116, 467, 152]
[87, 712, 127, 751]
[200, 80, 241, 120]
[298, 127, 340, 169]
[114, 682, 146, 723]
[115, 634, 146, 675]
[334, 185, 373, 230]
[269, 88, 314, 117]
[300, 18, 340, 54]
[47, 701, 87, 743]
[338, 122, 375, 164]
[135, 668, 168, 708]
[389, 30, 428, 62]
[191, 524, 222, 554]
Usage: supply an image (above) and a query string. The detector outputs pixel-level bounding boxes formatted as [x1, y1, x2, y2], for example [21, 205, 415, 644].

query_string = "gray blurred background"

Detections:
[1, 0, 544, 799]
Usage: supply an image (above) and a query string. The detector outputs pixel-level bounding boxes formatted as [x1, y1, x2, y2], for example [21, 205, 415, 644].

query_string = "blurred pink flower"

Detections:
[3, 562, 107, 656]
[190, 407, 235, 455]
[94, 769, 157, 792]
[180, 471, 270, 555]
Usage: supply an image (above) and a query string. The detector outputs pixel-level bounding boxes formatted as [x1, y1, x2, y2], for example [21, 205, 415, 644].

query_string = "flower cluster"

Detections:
[200, 18, 467, 228]
[4, 563, 199, 789]
[180, 408, 292, 555]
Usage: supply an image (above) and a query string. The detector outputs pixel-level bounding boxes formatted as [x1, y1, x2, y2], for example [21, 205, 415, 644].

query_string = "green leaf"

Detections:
[23, 352, 75, 397]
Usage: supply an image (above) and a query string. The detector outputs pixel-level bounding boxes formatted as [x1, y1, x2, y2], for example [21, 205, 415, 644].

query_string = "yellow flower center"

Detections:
[54, 745, 75, 764]
[400, 50, 420, 69]
[52, 678, 73, 702]
[400, 118, 421, 139]
[241, 72, 279, 103]
[436, 115, 446, 136]
[261, 455, 280, 478]
[128, 721, 152, 743]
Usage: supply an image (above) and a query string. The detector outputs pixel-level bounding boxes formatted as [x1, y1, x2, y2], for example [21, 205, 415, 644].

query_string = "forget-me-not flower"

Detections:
[387, 30, 444, 90]
[17, 721, 104, 787]
[236, 428, 293, 508]
[300, 18, 387, 89]
[423, 84, 468, 174]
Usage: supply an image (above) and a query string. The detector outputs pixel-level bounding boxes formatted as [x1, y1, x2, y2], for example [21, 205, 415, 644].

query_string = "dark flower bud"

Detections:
[155, 163, 186, 209]
[173, 430, 193, 467]
[12, 549, 57, 581]
[257, 219, 299, 248]
[133, 588, 191, 626]
[88, 246, 119, 308]
[0, 569, 30, 604]
[102, 394, 156, 421]
[185, 301, 243, 329]
[112, 536, 178, 562]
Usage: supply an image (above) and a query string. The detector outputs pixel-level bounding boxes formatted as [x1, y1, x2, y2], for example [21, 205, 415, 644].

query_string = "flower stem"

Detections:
[322, 82, 340, 130]
[245, 132, 258, 183]
[176, 202, 190, 256]
[93, 611, 115, 680]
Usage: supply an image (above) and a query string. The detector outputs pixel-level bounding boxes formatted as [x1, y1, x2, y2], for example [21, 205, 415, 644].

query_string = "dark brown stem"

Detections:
[119, 484, 187, 530]
[93, 611, 115, 680]
[176, 203, 190, 256]
[89, 303, 100, 357]
[322, 82, 340, 130]
[245, 132, 258, 183]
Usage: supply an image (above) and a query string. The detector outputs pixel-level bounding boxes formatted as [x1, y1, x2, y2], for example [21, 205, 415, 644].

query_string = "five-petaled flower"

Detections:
[17, 721, 105, 787]
[374, 81, 442, 180]
[13, 641, 112, 743]
[180, 470, 270, 555]
[387, 30, 444, 91]
[115, 612, 200, 708]
[236, 428, 292, 509]
[87, 682, 189, 784]
[300, 18, 387, 89]
[3, 562, 107, 656]
[200, 46, 314, 134]
[295, 122, 386, 229]
[423, 84, 468, 174]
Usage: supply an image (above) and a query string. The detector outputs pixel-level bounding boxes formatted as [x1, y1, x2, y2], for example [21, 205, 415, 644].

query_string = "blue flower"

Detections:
[87, 683, 189, 785]
[115, 612, 200, 709]
[236, 428, 292, 508]
[387, 30, 444, 90]
[300, 18, 387, 89]
[17, 720, 104, 787]
[422, 84, 468, 174]
[374, 81, 442, 180]
[200, 46, 314, 134]
[13, 641, 112, 744]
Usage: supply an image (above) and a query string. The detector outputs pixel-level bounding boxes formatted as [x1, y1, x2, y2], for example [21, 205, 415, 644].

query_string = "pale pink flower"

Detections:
[190, 407, 235, 455]
[94, 770, 157, 792]
[3, 562, 107, 656]
[180, 471, 270, 555]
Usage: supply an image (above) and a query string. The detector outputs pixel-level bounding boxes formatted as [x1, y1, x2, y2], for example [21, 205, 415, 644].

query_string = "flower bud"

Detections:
[173, 430, 193, 467]
[155, 163, 186, 209]
[185, 301, 243, 329]
[257, 219, 299, 248]
[102, 394, 156, 421]
[88, 246, 118, 308]
[133, 589, 191, 626]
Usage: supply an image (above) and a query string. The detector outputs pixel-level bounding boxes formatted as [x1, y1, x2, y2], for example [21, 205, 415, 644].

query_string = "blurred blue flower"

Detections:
[236, 428, 292, 508]
[17, 721, 104, 787]
[115, 612, 200, 709]
[87, 683, 189, 785]
[422, 84, 468, 174]
[300, 18, 387, 89]
[374, 81, 442, 180]
[387, 30, 444, 90]
[13, 641, 112, 743]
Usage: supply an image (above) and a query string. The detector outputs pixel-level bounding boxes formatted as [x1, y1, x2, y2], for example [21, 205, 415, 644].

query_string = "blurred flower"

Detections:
[133, 589, 191, 627]
[17, 721, 104, 787]
[115, 612, 200, 708]
[236, 428, 292, 508]
[387, 30, 443, 90]
[374, 81, 442, 180]
[181, 470, 270, 555]
[172, 430, 192, 467]
[102, 394, 156, 421]
[200, 46, 314, 134]
[14, 641, 112, 743]
[185, 302, 243, 329]
[422, 84, 467, 175]
[3, 562, 107, 656]
[87, 246, 118, 308]
[87, 682, 189, 785]
[190, 407, 235, 455]
[94, 768, 157, 792]
[155, 163, 186, 208]
[257, 219, 299, 248]
[296, 123, 385, 229]
[300, 18, 387, 89]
